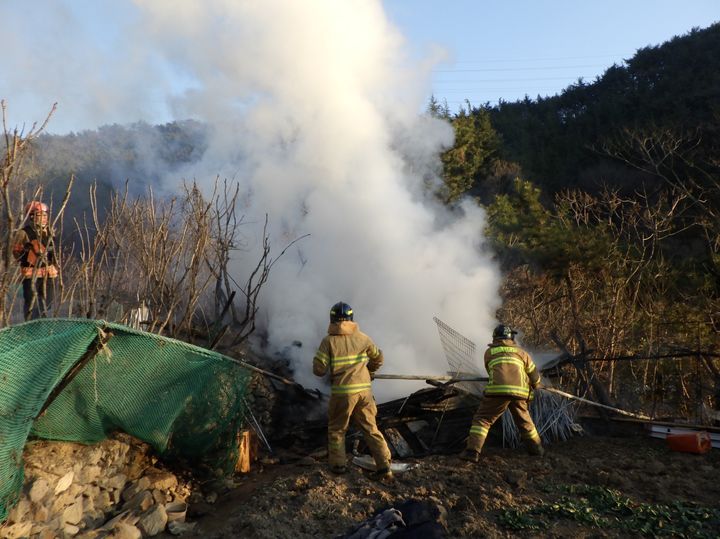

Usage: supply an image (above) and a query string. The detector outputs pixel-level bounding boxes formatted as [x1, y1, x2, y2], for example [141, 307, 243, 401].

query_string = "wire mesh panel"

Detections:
[433, 317, 484, 395]
[433, 317, 478, 375]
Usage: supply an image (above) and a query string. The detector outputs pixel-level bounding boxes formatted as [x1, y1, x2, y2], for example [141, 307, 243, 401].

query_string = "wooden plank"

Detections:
[235, 429, 259, 473]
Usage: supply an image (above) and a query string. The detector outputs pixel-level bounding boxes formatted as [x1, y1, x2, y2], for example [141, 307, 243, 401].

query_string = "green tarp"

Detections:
[0, 319, 251, 521]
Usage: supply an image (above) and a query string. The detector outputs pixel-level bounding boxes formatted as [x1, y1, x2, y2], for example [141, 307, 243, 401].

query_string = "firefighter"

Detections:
[12, 201, 59, 320]
[313, 301, 393, 480]
[460, 324, 544, 462]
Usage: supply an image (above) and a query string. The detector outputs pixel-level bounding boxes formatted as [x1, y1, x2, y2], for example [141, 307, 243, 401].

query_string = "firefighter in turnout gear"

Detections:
[461, 324, 544, 462]
[12, 201, 59, 320]
[313, 302, 392, 479]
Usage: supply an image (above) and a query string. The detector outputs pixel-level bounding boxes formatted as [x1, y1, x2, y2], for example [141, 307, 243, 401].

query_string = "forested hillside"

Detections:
[26, 120, 208, 223]
[435, 22, 720, 413]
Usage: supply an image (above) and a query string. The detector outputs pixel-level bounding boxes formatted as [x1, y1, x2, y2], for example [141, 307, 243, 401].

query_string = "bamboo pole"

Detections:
[373, 374, 488, 382]
[542, 387, 651, 420]
[374, 373, 651, 420]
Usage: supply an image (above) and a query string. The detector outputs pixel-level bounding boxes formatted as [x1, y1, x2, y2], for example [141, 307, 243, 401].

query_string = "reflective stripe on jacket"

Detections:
[483, 339, 540, 399]
[313, 321, 383, 396]
[12, 226, 59, 279]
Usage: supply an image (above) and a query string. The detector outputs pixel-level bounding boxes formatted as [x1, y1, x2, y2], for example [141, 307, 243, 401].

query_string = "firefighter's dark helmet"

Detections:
[493, 324, 517, 340]
[330, 302, 353, 323]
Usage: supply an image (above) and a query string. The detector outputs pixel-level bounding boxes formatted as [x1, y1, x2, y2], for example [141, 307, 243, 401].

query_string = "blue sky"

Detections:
[383, 0, 719, 110]
[0, 1, 717, 132]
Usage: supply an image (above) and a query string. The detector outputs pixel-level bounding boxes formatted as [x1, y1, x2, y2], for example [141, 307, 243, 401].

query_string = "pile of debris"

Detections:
[1, 434, 197, 539]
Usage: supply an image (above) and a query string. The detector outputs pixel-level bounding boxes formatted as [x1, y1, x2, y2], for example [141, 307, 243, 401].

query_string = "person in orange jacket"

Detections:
[12, 201, 59, 320]
[313, 301, 392, 480]
[460, 324, 544, 462]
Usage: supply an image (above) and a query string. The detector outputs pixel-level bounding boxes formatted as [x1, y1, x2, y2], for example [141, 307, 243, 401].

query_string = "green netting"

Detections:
[0, 318, 252, 522]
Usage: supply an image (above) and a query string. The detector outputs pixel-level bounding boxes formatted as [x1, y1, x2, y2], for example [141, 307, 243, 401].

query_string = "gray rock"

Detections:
[123, 490, 154, 512]
[121, 477, 150, 502]
[51, 490, 80, 513]
[151, 489, 167, 504]
[78, 465, 103, 485]
[0, 522, 32, 539]
[32, 501, 50, 523]
[85, 447, 104, 466]
[28, 478, 50, 503]
[108, 523, 142, 539]
[106, 473, 128, 491]
[146, 471, 178, 491]
[63, 523, 81, 536]
[138, 504, 168, 537]
[62, 499, 84, 525]
[94, 489, 113, 512]
[6, 498, 30, 521]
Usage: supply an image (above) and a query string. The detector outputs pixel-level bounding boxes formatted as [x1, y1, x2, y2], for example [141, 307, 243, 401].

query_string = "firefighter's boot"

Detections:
[526, 441, 545, 457]
[459, 449, 481, 463]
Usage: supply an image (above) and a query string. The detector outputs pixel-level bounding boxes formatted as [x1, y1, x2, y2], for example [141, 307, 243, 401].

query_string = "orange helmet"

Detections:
[25, 201, 49, 216]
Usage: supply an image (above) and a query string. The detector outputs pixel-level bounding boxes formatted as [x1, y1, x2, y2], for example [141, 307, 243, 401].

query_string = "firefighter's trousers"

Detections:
[327, 391, 391, 470]
[466, 396, 542, 453]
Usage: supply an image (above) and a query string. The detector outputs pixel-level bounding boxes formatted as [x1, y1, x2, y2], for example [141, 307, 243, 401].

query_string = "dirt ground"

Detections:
[168, 433, 720, 538]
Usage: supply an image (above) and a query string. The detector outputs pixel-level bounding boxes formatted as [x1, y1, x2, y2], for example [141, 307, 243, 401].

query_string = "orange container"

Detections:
[666, 431, 711, 454]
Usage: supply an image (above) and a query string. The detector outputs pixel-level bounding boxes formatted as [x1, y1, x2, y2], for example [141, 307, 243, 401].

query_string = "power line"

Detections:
[432, 75, 598, 83]
[433, 64, 608, 73]
[446, 54, 630, 64]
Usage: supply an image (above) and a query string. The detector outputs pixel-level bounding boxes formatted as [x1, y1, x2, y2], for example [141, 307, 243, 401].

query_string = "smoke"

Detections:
[1, 0, 501, 401]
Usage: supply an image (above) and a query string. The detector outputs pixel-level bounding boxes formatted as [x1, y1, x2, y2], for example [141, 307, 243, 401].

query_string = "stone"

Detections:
[167, 520, 197, 536]
[6, 498, 30, 522]
[94, 489, 113, 512]
[63, 523, 80, 536]
[108, 523, 142, 539]
[123, 490, 154, 512]
[85, 447, 104, 466]
[138, 504, 168, 537]
[82, 510, 107, 530]
[54, 471, 75, 494]
[151, 489, 167, 504]
[121, 477, 150, 502]
[205, 491, 218, 504]
[106, 473, 128, 491]
[28, 477, 50, 503]
[146, 471, 178, 491]
[32, 501, 50, 523]
[51, 490, 79, 513]
[63, 499, 84, 525]
[78, 465, 102, 485]
[35, 530, 57, 539]
[1, 522, 33, 539]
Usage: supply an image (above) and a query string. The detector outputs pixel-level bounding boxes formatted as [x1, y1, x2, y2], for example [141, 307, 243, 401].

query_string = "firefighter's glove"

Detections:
[369, 371, 376, 381]
[528, 390, 535, 402]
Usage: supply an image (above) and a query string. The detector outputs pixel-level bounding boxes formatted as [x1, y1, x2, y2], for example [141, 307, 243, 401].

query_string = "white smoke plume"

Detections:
[1, 0, 501, 401]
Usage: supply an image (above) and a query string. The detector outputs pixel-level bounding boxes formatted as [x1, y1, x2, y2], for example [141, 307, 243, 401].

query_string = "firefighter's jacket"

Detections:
[313, 321, 383, 396]
[12, 225, 59, 279]
[483, 338, 540, 399]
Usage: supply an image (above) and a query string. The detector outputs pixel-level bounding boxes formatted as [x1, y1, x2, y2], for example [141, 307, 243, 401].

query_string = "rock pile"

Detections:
[1, 434, 195, 539]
